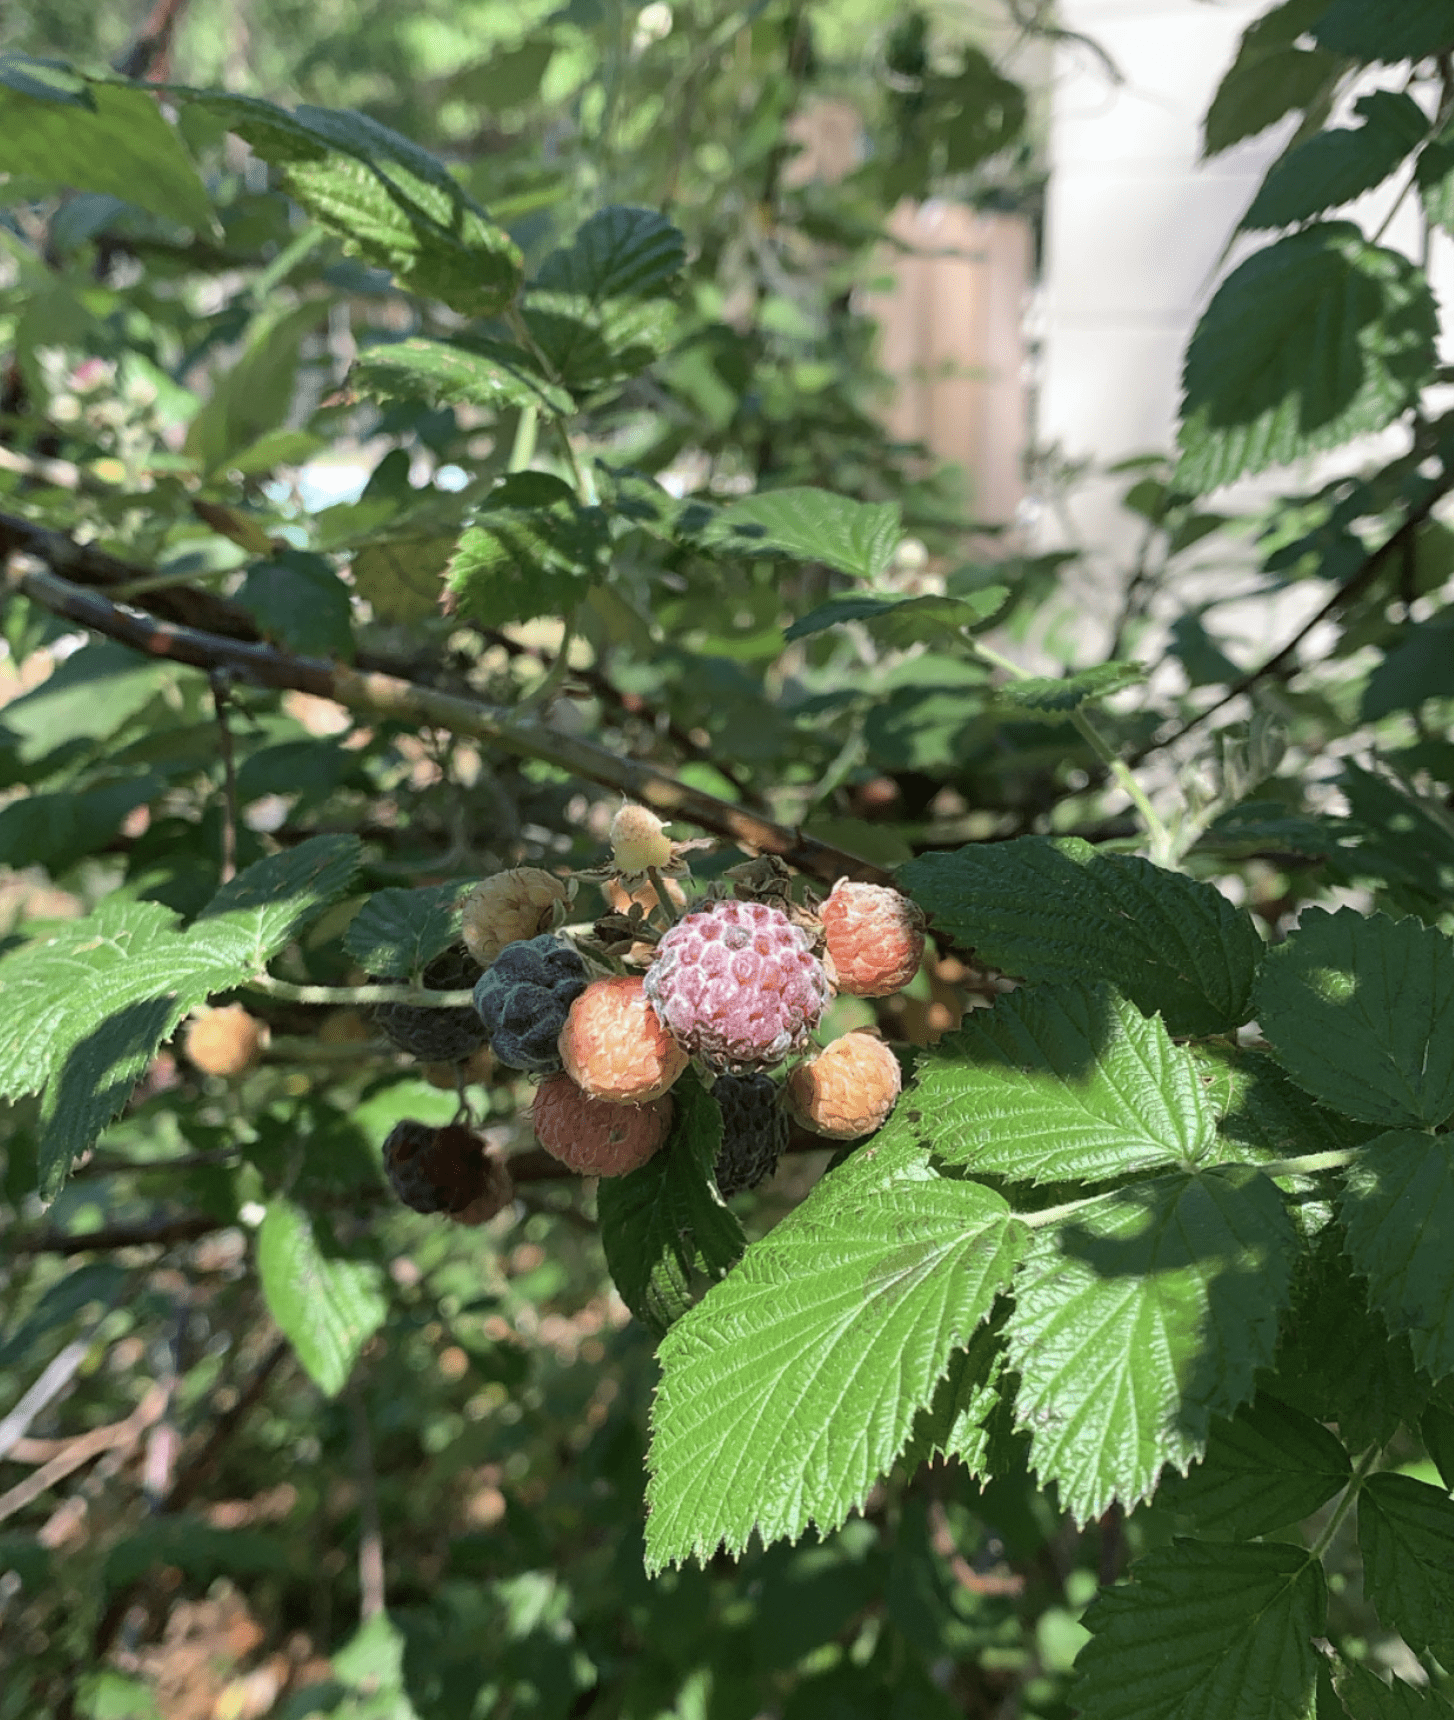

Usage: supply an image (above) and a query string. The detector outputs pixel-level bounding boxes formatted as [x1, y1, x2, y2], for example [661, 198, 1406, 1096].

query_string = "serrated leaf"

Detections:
[883, 982, 1212, 1185]
[0, 79, 213, 231]
[445, 472, 608, 627]
[0, 838, 358, 1195]
[1074, 1540, 1325, 1720]
[1203, 0, 1342, 157]
[1313, 0, 1454, 62]
[994, 660, 1146, 716]
[1176, 225, 1437, 493]
[1335, 1663, 1454, 1720]
[644, 1140, 1025, 1569]
[1242, 93, 1428, 231]
[1358, 1472, 1454, 1666]
[535, 204, 686, 301]
[1255, 906, 1454, 1128]
[1006, 1168, 1296, 1522]
[1422, 1403, 1454, 1491]
[1275, 1232, 1432, 1452]
[350, 336, 573, 417]
[596, 1070, 745, 1337]
[520, 292, 677, 394]
[191, 93, 521, 316]
[349, 536, 453, 623]
[898, 1319, 1008, 1477]
[1158, 1395, 1351, 1536]
[1340, 1132, 1454, 1383]
[186, 299, 328, 475]
[256, 1197, 387, 1397]
[900, 836, 1263, 1039]
[784, 588, 1007, 644]
[715, 489, 902, 580]
[196, 835, 363, 970]
[1193, 1044, 1375, 1166]
[344, 883, 464, 980]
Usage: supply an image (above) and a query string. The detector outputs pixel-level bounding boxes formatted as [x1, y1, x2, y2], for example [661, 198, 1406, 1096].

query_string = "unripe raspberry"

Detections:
[383, 1120, 508, 1216]
[820, 880, 926, 997]
[644, 897, 832, 1070]
[375, 946, 488, 1061]
[558, 974, 687, 1103]
[531, 1074, 673, 1177]
[184, 1006, 268, 1077]
[461, 868, 569, 967]
[609, 803, 674, 874]
[713, 1072, 788, 1197]
[785, 1031, 902, 1140]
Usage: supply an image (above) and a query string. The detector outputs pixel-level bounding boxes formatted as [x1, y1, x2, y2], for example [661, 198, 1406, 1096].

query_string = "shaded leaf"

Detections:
[1255, 906, 1454, 1128]
[785, 588, 1007, 644]
[445, 472, 608, 627]
[351, 336, 573, 417]
[344, 884, 465, 980]
[237, 549, 355, 659]
[900, 836, 1263, 1038]
[1006, 1168, 1296, 1522]
[1357, 1472, 1454, 1666]
[1314, 0, 1454, 62]
[1158, 1395, 1351, 1536]
[1203, 0, 1343, 157]
[993, 660, 1146, 717]
[716, 489, 902, 580]
[1242, 93, 1427, 231]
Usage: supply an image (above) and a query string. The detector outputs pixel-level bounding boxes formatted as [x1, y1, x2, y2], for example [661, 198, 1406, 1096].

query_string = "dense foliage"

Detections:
[1, 1, 1453, 1716]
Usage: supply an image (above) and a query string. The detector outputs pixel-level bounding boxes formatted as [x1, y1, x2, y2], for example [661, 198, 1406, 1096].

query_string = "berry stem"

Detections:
[647, 866, 683, 925]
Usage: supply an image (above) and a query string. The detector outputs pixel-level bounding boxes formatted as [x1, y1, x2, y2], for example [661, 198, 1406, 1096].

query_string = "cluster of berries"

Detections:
[462, 806, 925, 1191]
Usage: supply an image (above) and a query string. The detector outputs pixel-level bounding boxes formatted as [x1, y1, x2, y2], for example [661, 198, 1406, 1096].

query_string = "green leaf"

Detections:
[884, 982, 1213, 1185]
[993, 660, 1146, 717]
[1422, 1403, 1454, 1491]
[1340, 1132, 1454, 1383]
[0, 53, 94, 109]
[349, 536, 454, 624]
[644, 1139, 1025, 1569]
[1416, 132, 1454, 237]
[1335, 1663, 1454, 1720]
[1203, 0, 1343, 157]
[237, 549, 355, 659]
[784, 588, 1007, 645]
[1314, 0, 1454, 62]
[521, 292, 676, 394]
[0, 835, 358, 1195]
[256, 1197, 388, 1397]
[1275, 1231, 1432, 1452]
[1074, 1540, 1325, 1720]
[596, 1070, 745, 1337]
[1255, 906, 1454, 1128]
[1361, 614, 1454, 718]
[898, 1318, 1008, 1477]
[185, 299, 329, 475]
[344, 884, 465, 980]
[0, 80, 213, 231]
[1006, 1168, 1296, 1522]
[715, 489, 903, 580]
[1242, 93, 1428, 231]
[0, 639, 171, 766]
[535, 204, 686, 301]
[1194, 1044, 1375, 1166]
[1357, 1472, 1454, 1666]
[899, 836, 1264, 1038]
[350, 336, 573, 417]
[192, 93, 521, 316]
[196, 835, 363, 970]
[1176, 225, 1437, 493]
[1158, 1395, 1351, 1536]
[445, 473, 609, 627]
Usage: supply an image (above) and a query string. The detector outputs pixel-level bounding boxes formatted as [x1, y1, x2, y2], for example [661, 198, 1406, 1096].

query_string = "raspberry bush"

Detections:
[2, 2, 1454, 1716]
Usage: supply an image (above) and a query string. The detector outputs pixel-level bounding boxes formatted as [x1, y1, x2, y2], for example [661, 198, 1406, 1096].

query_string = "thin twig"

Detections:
[211, 671, 239, 884]
[8, 1214, 222, 1256]
[347, 1381, 386, 1621]
[0, 1340, 94, 1461]
[11, 559, 892, 886]
[0, 1385, 167, 1526]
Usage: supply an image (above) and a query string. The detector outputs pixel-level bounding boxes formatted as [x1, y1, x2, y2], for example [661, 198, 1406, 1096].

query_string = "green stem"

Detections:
[507, 404, 538, 473]
[246, 975, 476, 1007]
[1310, 1445, 1380, 1558]
[969, 638, 1173, 861]
[646, 866, 682, 925]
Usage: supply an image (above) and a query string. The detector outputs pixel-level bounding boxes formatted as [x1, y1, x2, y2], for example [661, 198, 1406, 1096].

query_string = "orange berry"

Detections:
[558, 974, 687, 1104]
[821, 880, 926, 997]
[183, 1006, 268, 1077]
[786, 1030, 901, 1140]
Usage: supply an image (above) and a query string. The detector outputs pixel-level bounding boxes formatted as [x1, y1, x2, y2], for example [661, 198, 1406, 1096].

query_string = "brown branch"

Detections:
[0, 1384, 167, 1525]
[1129, 476, 1454, 764]
[9, 1214, 222, 1255]
[114, 0, 190, 80]
[10, 559, 892, 886]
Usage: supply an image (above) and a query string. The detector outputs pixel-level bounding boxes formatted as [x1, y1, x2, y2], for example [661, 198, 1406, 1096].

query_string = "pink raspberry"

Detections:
[558, 974, 688, 1104]
[786, 1030, 902, 1139]
[644, 897, 831, 1070]
[531, 1074, 673, 1177]
[820, 880, 926, 997]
